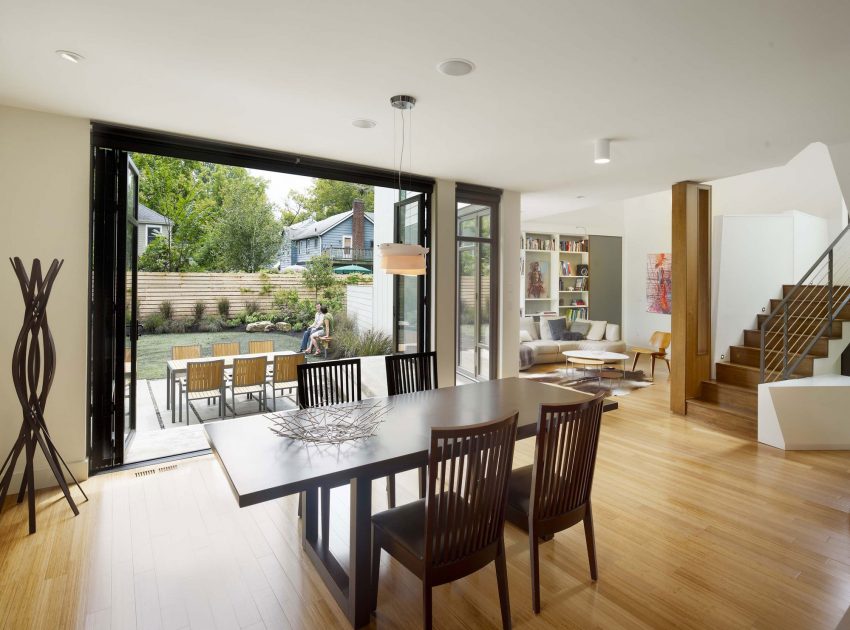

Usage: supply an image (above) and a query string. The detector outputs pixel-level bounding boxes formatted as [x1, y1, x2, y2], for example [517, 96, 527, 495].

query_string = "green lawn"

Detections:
[135, 331, 304, 380]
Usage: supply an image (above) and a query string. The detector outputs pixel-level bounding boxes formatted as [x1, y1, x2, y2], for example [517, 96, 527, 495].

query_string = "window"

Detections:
[146, 225, 162, 245]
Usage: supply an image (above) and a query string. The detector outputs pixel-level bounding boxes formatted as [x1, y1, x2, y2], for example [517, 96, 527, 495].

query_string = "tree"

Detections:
[288, 179, 374, 221]
[303, 253, 336, 300]
[138, 234, 179, 272]
[205, 173, 281, 272]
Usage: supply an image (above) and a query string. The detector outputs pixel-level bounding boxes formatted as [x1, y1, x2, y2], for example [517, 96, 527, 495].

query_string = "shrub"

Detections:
[321, 284, 346, 316]
[245, 311, 278, 324]
[198, 316, 223, 333]
[273, 289, 317, 328]
[143, 312, 165, 334]
[330, 313, 393, 358]
[217, 297, 231, 319]
[193, 300, 206, 321]
[244, 300, 260, 315]
[356, 329, 394, 356]
[159, 300, 174, 320]
[142, 311, 187, 334]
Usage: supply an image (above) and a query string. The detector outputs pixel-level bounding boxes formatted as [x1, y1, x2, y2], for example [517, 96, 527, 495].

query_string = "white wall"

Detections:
[499, 191, 521, 378]
[432, 180, 457, 386]
[622, 190, 672, 347]
[345, 284, 374, 331]
[371, 186, 396, 337]
[0, 105, 90, 488]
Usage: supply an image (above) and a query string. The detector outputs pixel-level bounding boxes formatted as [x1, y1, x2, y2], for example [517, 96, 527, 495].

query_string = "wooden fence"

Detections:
[136, 272, 369, 319]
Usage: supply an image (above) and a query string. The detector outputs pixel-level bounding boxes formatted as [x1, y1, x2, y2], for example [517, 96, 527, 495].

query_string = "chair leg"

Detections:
[386, 475, 396, 509]
[320, 486, 330, 547]
[631, 351, 640, 372]
[650, 355, 656, 380]
[584, 502, 598, 581]
[529, 528, 541, 614]
[496, 537, 512, 629]
[422, 581, 433, 630]
[370, 530, 381, 613]
[664, 357, 671, 374]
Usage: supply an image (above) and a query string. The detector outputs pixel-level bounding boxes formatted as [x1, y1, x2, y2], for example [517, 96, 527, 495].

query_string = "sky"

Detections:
[248, 168, 314, 211]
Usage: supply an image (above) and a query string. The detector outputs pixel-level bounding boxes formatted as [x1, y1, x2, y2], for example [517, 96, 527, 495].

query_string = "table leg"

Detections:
[166, 365, 171, 411]
[349, 476, 373, 628]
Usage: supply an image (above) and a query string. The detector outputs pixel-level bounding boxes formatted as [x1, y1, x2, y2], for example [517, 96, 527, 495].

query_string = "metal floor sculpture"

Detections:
[0, 258, 87, 533]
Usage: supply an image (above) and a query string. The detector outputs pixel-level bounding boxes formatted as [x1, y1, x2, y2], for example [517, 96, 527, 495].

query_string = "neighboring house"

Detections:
[137, 203, 173, 256]
[278, 199, 374, 268]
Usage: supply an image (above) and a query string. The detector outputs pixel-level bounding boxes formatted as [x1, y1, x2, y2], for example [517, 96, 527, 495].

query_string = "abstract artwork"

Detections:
[526, 260, 549, 298]
[646, 253, 672, 314]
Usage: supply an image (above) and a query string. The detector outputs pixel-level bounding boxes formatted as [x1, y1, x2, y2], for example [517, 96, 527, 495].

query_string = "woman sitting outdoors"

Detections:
[307, 306, 330, 356]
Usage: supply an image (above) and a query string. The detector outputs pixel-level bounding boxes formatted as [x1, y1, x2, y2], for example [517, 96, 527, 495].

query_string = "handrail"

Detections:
[759, 222, 850, 382]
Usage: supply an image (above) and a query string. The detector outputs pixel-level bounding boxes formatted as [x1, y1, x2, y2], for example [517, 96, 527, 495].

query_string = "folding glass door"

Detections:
[393, 193, 428, 353]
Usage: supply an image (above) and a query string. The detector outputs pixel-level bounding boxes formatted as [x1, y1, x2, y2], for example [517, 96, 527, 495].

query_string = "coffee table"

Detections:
[563, 350, 630, 382]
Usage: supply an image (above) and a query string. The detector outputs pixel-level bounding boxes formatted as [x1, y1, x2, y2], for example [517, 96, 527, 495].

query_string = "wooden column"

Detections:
[671, 182, 712, 414]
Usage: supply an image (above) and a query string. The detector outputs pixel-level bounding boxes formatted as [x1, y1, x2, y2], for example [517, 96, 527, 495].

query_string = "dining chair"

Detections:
[296, 358, 370, 545]
[171, 344, 201, 360]
[178, 359, 225, 425]
[248, 339, 274, 354]
[229, 356, 268, 416]
[267, 353, 304, 410]
[212, 341, 240, 357]
[630, 331, 671, 379]
[371, 413, 518, 629]
[384, 351, 438, 505]
[505, 394, 604, 613]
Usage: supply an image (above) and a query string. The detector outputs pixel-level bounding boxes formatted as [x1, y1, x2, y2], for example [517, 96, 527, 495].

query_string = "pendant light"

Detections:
[379, 94, 429, 276]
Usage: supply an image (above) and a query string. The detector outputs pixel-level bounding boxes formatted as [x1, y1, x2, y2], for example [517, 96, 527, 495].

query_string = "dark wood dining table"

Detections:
[205, 377, 617, 628]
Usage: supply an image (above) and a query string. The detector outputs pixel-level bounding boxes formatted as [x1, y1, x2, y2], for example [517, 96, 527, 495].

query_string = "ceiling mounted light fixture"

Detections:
[56, 50, 84, 64]
[437, 58, 475, 76]
[352, 118, 376, 129]
[378, 95, 429, 276]
[594, 138, 611, 164]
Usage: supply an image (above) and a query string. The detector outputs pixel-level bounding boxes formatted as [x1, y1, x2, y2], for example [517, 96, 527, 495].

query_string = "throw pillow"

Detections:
[546, 317, 568, 340]
[538, 316, 558, 340]
[575, 318, 607, 341]
[519, 316, 540, 341]
[560, 331, 584, 341]
[520, 329, 533, 343]
[570, 321, 591, 338]
[605, 323, 621, 341]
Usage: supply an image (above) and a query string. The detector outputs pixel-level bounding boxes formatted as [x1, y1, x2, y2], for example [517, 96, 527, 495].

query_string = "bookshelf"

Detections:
[521, 231, 589, 320]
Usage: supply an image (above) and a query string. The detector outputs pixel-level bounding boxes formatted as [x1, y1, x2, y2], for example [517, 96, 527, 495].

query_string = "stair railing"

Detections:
[760, 223, 850, 383]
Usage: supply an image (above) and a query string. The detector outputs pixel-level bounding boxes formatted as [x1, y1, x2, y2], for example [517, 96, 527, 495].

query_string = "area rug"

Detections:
[526, 368, 653, 398]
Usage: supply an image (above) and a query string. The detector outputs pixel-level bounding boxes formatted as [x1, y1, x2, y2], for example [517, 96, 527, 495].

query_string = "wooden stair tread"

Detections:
[744, 328, 841, 340]
[702, 379, 755, 395]
[687, 398, 756, 420]
[730, 345, 819, 360]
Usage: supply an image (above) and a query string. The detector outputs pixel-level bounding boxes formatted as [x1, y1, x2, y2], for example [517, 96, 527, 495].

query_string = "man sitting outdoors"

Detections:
[299, 302, 324, 353]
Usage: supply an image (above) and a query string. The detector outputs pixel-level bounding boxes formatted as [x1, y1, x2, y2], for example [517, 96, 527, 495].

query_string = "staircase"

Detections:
[687, 221, 850, 437]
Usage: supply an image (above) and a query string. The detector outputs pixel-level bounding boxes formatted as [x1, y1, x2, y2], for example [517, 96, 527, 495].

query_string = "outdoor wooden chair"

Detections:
[229, 356, 268, 416]
[248, 339, 274, 354]
[384, 351, 438, 505]
[630, 331, 671, 379]
[505, 395, 604, 613]
[171, 344, 201, 360]
[178, 359, 225, 425]
[371, 413, 518, 629]
[266, 353, 304, 410]
[212, 341, 240, 357]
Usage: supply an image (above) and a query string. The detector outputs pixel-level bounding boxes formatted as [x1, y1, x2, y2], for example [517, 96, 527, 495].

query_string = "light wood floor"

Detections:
[2, 369, 850, 629]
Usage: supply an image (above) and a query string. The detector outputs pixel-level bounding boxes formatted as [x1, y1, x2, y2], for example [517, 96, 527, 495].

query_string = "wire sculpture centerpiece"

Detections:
[266, 400, 393, 444]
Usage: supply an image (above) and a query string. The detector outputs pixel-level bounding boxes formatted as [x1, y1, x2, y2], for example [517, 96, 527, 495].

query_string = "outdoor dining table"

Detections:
[204, 377, 618, 628]
[165, 350, 296, 419]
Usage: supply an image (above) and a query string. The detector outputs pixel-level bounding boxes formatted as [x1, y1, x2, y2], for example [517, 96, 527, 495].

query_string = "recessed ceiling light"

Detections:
[594, 138, 611, 164]
[56, 50, 84, 64]
[576, 195, 585, 199]
[437, 58, 475, 76]
[352, 119, 377, 129]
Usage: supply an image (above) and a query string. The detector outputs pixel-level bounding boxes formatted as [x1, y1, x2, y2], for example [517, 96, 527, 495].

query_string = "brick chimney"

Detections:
[352, 198, 365, 250]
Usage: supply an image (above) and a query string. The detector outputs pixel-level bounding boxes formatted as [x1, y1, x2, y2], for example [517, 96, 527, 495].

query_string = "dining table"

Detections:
[165, 350, 296, 421]
[205, 377, 617, 628]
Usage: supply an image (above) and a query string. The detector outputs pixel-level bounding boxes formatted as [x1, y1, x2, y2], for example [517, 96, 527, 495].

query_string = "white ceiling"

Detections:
[2, 0, 850, 219]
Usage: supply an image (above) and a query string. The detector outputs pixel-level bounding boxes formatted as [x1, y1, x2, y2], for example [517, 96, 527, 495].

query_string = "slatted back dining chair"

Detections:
[385, 351, 438, 396]
[505, 394, 605, 613]
[296, 358, 362, 409]
[179, 359, 225, 425]
[229, 356, 268, 416]
[267, 353, 305, 410]
[296, 358, 363, 545]
[171, 344, 201, 360]
[371, 413, 518, 629]
[248, 339, 274, 354]
[212, 341, 240, 357]
[384, 351, 438, 503]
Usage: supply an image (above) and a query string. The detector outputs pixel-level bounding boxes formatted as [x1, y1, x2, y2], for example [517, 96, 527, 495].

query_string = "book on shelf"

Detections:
[561, 307, 588, 321]
[559, 260, 572, 276]
[523, 236, 555, 251]
[558, 238, 588, 253]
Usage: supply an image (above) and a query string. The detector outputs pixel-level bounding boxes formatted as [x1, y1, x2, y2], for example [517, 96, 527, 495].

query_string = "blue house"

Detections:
[279, 200, 374, 269]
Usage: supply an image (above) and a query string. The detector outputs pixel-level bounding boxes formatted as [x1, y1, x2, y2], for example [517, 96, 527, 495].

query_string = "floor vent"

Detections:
[157, 464, 178, 473]
[135, 468, 156, 478]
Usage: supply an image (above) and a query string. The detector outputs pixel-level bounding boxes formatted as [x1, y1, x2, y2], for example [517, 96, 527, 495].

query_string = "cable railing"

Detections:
[760, 223, 850, 382]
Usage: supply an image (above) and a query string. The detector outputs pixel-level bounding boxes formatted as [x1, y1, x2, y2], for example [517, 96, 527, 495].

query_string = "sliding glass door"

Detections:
[393, 193, 428, 353]
[456, 189, 499, 383]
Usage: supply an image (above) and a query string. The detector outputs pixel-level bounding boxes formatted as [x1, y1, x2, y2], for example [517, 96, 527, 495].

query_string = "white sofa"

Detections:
[520, 316, 626, 368]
